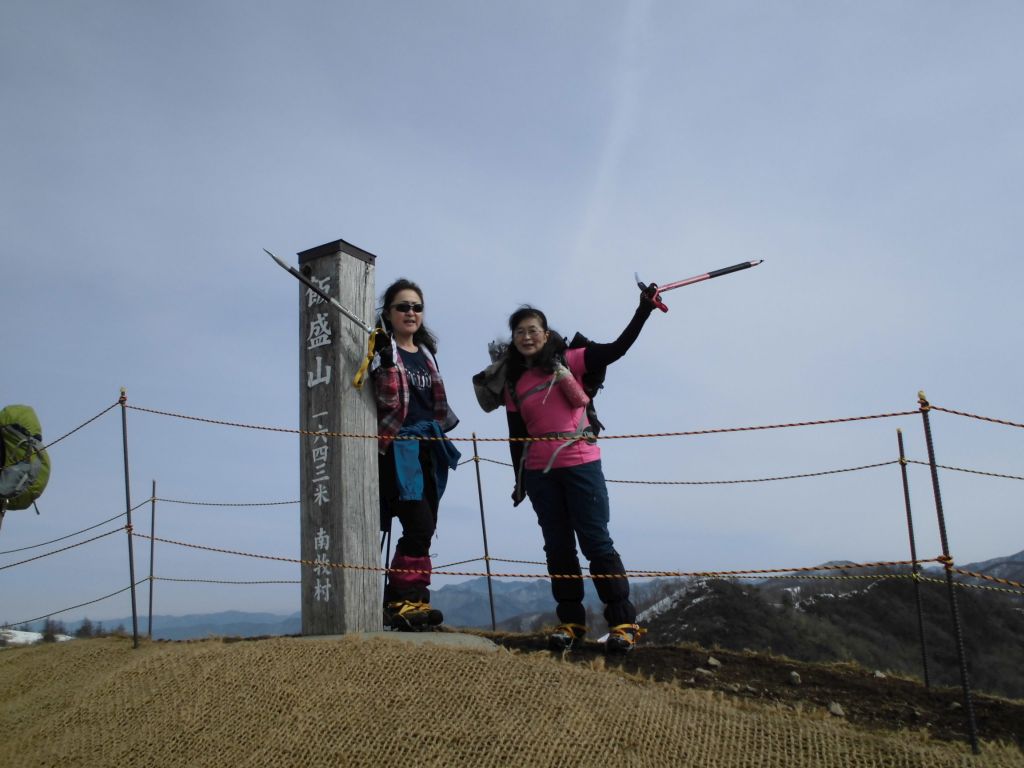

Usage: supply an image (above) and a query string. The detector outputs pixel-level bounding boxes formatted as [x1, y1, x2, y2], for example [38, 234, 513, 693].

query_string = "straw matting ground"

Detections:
[1, 636, 1022, 767]
[487, 631, 1024, 748]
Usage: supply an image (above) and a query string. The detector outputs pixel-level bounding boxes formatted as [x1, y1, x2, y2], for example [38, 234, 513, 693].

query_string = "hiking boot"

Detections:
[548, 623, 588, 651]
[605, 623, 645, 654]
[414, 602, 444, 627]
[384, 601, 429, 631]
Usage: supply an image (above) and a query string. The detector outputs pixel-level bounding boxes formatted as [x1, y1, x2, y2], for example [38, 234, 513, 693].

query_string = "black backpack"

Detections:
[566, 332, 606, 435]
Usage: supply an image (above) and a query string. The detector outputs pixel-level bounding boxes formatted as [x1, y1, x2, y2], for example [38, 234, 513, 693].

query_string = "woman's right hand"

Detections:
[375, 330, 395, 367]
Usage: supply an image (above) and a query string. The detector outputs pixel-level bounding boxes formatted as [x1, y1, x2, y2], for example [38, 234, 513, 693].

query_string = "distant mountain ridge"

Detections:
[22, 548, 1015, 688]
[16, 611, 304, 642]
[139, 610, 301, 640]
[638, 548, 1024, 699]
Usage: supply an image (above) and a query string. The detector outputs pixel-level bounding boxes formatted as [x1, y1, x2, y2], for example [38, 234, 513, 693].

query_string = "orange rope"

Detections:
[0, 528, 123, 571]
[126, 403, 917, 442]
[130, 531, 946, 582]
[948, 567, 1024, 591]
[930, 406, 1024, 429]
[40, 401, 120, 452]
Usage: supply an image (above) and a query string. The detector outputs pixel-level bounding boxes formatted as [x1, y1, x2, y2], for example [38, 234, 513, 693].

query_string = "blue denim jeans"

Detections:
[524, 460, 635, 627]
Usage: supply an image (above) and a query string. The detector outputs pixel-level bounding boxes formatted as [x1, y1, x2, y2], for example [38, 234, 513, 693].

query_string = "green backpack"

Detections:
[0, 405, 51, 514]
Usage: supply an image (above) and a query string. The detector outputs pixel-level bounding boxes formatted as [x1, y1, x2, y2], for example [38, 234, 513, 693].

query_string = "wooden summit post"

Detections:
[298, 239, 381, 634]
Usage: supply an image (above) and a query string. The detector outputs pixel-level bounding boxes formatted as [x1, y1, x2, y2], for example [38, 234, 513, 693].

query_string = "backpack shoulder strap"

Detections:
[508, 376, 557, 411]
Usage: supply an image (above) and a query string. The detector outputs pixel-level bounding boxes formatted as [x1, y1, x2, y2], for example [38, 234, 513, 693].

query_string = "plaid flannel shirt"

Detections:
[371, 341, 452, 454]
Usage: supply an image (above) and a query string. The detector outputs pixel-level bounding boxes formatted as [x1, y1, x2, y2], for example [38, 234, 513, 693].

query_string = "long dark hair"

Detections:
[506, 305, 566, 386]
[379, 278, 438, 354]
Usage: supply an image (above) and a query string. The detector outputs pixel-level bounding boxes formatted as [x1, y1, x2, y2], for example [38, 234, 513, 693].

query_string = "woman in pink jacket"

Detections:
[499, 287, 657, 652]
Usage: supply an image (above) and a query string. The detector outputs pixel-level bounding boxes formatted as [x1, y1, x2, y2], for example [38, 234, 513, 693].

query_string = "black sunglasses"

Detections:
[391, 302, 424, 313]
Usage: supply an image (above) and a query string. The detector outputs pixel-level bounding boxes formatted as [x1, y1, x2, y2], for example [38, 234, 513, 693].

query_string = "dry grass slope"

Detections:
[1, 636, 1021, 767]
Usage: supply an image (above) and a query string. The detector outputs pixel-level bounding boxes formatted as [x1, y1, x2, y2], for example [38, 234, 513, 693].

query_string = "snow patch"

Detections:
[1, 629, 73, 646]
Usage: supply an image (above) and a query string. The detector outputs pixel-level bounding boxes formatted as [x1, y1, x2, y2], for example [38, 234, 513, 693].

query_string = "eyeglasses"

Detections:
[513, 327, 546, 338]
[390, 302, 424, 313]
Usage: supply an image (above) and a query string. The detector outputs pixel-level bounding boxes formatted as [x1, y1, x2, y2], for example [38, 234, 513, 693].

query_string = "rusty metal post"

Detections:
[472, 433, 497, 631]
[118, 388, 140, 649]
[148, 480, 156, 638]
[917, 391, 978, 753]
[896, 429, 930, 688]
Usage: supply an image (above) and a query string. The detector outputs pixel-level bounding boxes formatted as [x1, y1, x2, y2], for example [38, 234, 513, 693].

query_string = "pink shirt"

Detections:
[505, 347, 601, 471]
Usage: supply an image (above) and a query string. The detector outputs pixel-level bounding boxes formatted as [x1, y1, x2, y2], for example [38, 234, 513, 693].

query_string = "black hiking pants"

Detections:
[524, 459, 636, 628]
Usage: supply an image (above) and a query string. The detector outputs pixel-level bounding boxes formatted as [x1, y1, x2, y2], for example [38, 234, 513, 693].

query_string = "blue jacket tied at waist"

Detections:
[393, 420, 461, 501]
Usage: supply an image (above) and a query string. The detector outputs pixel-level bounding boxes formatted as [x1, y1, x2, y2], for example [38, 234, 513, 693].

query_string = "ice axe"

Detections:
[264, 248, 376, 334]
[263, 248, 384, 387]
[635, 259, 764, 312]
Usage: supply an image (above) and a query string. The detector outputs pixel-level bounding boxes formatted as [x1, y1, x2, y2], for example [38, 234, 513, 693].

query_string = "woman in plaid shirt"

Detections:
[371, 278, 459, 631]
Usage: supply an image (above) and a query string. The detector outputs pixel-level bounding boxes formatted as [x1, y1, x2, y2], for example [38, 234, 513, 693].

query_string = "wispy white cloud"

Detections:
[570, 0, 655, 268]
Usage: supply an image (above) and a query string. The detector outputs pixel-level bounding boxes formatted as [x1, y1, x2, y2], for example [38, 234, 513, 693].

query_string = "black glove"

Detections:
[639, 282, 659, 311]
[375, 330, 395, 367]
[511, 485, 526, 507]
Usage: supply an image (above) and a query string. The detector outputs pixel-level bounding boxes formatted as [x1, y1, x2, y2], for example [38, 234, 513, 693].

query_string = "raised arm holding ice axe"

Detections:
[635, 259, 763, 312]
[472, 258, 763, 658]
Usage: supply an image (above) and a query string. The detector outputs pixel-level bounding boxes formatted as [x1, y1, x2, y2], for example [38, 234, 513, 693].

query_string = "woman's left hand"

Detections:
[639, 282, 659, 310]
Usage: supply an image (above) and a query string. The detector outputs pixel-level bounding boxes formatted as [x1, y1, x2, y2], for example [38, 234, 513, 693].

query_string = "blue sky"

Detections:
[2, 1, 1022, 625]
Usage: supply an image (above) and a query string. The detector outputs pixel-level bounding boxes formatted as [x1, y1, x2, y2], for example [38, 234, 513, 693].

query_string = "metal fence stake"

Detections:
[118, 388, 140, 649]
[148, 480, 156, 638]
[917, 391, 978, 753]
[896, 429, 930, 688]
[472, 433, 497, 631]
